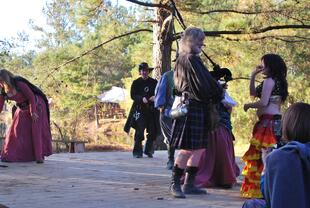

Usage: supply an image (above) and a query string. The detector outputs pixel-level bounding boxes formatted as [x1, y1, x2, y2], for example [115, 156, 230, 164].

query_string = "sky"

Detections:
[0, 0, 132, 50]
[0, 0, 47, 40]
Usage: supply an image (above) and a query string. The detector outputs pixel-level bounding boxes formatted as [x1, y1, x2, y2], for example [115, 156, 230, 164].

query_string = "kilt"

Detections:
[171, 99, 209, 150]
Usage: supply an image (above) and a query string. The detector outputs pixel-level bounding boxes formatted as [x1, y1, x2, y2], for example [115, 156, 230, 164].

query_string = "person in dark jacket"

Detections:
[169, 27, 223, 198]
[264, 102, 310, 208]
[242, 102, 310, 208]
[154, 69, 175, 170]
[124, 63, 158, 158]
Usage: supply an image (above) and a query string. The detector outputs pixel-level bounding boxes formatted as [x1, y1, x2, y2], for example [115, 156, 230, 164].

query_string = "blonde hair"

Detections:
[179, 27, 205, 54]
[0, 69, 16, 90]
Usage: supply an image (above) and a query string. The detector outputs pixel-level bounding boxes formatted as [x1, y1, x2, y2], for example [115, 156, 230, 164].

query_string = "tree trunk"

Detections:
[152, 0, 174, 80]
[152, 1, 174, 150]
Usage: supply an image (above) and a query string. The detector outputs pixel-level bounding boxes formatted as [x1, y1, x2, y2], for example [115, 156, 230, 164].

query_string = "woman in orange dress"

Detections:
[241, 54, 288, 198]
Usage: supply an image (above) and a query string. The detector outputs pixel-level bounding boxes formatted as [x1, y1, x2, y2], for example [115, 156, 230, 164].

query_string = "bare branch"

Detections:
[273, 38, 306, 43]
[196, 9, 281, 15]
[221, 35, 310, 42]
[172, 30, 228, 39]
[87, 1, 104, 14]
[139, 20, 159, 23]
[124, 0, 172, 11]
[43, 29, 153, 82]
[172, 24, 310, 40]
[231, 77, 261, 83]
[275, 11, 306, 25]
[254, 24, 310, 33]
[0, 40, 12, 48]
[53, 121, 64, 140]
[185, 8, 309, 24]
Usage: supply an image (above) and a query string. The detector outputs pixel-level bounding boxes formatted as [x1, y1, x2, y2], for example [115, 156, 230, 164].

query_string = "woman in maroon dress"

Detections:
[194, 84, 240, 189]
[0, 69, 52, 163]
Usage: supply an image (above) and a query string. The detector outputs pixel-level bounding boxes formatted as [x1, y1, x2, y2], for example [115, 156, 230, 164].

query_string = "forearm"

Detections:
[249, 75, 257, 96]
[245, 100, 267, 109]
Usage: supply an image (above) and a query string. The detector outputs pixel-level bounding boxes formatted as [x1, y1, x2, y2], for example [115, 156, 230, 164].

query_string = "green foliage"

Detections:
[2, 0, 309, 147]
[176, 0, 310, 154]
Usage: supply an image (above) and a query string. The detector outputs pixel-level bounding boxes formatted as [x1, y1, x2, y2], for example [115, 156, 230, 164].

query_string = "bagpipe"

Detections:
[210, 64, 233, 83]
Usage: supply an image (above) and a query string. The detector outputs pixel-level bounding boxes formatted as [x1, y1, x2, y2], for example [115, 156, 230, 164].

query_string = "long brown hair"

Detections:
[282, 102, 310, 143]
[0, 69, 17, 91]
[261, 54, 288, 102]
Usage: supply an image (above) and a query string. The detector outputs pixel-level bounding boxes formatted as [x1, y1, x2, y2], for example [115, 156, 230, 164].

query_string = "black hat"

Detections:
[138, 62, 154, 71]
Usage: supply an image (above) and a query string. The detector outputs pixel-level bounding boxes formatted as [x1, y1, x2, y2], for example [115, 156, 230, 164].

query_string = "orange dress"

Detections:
[240, 114, 280, 198]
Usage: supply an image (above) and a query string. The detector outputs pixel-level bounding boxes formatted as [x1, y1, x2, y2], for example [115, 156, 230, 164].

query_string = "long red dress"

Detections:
[0, 81, 52, 162]
[194, 125, 240, 188]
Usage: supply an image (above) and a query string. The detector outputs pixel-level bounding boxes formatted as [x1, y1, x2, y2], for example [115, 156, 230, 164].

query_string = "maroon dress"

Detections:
[0, 81, 52, 162]
[194, 125, 240, 188]
[193, 103, 240, 188]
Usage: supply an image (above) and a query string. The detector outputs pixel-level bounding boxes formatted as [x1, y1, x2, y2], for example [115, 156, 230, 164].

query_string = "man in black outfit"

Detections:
[124, 62, 158, 158]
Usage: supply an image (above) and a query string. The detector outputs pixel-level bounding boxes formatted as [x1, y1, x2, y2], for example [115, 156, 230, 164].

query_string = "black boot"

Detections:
[133, 138, 143, 158]
[144, 133, 155, 157]
[169, 165, 186, 198]
[182, 166, 207, 195]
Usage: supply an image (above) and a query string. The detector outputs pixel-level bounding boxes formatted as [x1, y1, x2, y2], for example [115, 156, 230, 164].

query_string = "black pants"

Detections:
[133, 110, 156, 156]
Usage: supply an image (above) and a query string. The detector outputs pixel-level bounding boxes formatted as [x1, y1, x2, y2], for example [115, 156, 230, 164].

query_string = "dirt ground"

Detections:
[0, 151, 246, 208]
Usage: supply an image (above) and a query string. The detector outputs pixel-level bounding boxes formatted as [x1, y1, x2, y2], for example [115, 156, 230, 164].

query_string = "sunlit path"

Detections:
[0, 151, 244, 208]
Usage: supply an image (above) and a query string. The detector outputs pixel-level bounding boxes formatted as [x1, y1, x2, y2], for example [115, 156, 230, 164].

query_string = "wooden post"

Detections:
[95, 104, 99, 128]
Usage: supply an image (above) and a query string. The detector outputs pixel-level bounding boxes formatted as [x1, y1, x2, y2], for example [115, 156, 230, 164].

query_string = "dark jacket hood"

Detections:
[281, 141, 310, 171]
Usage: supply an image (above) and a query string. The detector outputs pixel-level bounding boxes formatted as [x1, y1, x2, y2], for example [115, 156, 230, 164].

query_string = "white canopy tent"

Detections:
[97, 86, 127, 103]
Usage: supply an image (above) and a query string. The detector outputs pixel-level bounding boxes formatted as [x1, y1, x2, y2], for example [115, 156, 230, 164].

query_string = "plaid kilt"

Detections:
[171, 99, 209, 150]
